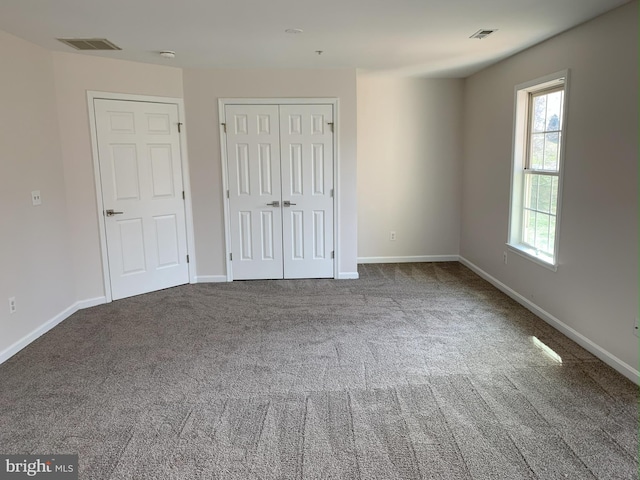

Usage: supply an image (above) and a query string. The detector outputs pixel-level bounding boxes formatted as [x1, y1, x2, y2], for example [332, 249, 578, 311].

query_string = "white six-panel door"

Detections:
[279, 105, 334, 278]
[225, 105, 284, 280]
[94, 99, 189, 299]
[225, 103, 334, 280]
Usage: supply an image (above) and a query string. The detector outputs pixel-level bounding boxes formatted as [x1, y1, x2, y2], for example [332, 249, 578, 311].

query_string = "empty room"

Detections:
[0, 0, 637, 478]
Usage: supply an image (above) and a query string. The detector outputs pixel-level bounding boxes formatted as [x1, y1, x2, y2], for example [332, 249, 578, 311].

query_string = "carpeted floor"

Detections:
[0, 262, 637, 479]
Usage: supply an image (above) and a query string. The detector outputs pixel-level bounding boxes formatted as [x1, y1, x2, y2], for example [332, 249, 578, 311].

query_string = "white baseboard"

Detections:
[337, 272, 360, 280]
[76, 296, 107, 310]
[0, 296, 106, 365]
[459, 256, 640, 385]
[195, 275, 228, 283]
[358, 255, 460, 264]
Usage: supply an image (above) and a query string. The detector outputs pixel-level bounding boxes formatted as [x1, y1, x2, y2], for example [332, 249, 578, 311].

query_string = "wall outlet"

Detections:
[31, 190, 41, 206]
[8, 297, 16, 314]
[503, 251, 508, 264]
[390, 231, 397, 241]
[634, 318, 639, 338]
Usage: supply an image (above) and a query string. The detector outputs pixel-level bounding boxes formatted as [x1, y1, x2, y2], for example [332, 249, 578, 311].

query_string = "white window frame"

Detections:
[507, 70, 570, 271]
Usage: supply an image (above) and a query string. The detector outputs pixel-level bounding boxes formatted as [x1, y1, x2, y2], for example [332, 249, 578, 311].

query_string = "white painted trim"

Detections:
[338, 272, 359, 280]
[358, 255, 460, 264]
[195, 275, 229, 283]
[218, 98, 340, 281]
[87, 91, 198, 300]
[459, 256, 640, 385]
[220, 98, 338, 106]
[218, 99, 233, 282]
[0, 297, 106, 365]
[75, 296, 107, 310]
[507, 70, 570, 269]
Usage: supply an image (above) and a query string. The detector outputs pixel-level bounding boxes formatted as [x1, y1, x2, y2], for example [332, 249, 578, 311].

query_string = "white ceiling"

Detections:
[0, 0, 630, 77]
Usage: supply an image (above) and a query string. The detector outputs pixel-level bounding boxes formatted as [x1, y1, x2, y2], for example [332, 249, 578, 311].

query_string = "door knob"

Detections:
[283, 200, 297, 207]
[105, 209, 124, 216]
[266, 201, 280, 207]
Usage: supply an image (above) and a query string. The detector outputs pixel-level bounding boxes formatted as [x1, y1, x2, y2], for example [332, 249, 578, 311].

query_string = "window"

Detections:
[508, 71, 569, 270]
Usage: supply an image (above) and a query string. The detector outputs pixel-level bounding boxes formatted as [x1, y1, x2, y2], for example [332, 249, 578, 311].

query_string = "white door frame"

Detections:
[218, 98, 340, 281]
[88, 91, 198, 302]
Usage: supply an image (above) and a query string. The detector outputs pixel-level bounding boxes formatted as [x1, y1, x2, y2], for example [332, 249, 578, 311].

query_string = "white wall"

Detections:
[357, 74, 463, 261]
[182, 68, 358, 278]
[0, 31, 75, 357]
[461, 2, 638, 372]
[51, 53, 184, 301]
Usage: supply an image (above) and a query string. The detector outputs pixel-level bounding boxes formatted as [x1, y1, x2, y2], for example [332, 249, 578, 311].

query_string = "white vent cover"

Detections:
[470, 29, 497, 40]
[57, 38, 121, 50]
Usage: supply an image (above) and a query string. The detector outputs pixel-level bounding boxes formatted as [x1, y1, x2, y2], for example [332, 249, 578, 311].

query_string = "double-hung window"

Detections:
[508, 71, 569, 270]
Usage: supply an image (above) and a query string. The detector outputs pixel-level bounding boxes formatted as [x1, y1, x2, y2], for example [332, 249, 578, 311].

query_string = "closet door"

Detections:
[279, 105, 334, 279]
[224, 103, 334, 280]
[225, 105, 283, 280]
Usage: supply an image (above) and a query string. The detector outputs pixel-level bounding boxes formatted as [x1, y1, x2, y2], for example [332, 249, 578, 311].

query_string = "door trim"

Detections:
[218, 98, 340, 281]
[88, 91, 197, 302]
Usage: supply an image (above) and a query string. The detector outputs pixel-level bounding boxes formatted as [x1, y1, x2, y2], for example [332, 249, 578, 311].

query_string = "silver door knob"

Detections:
[105, 209, 124, 216]
[283, 200, 297, 207]
[266, 201, 280, 207]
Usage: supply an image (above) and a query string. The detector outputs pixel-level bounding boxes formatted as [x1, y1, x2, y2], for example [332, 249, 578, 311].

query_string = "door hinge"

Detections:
[221, 123, 227, 133]
[331, 251, 335, 259]
[330, 188, 334, 198]
[177, 122, 183, 133]
[226, 190, 230, 199]
[182, 191, 185, 200]
[186, 254, 190, 263]
[327, 122, 334, 133]
[230, 253, 233, 261]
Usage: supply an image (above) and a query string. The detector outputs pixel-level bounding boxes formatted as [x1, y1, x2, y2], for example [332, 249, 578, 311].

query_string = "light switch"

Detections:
[31, 190, 41, 206]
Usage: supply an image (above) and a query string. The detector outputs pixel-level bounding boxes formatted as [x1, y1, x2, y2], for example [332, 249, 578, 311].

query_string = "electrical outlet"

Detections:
[390, 231, 397, 241]
[503, 251, 508, 264]
[634, 318, 639, 338]
[8, 297, 16, 314]
[31, 190, 41, 206]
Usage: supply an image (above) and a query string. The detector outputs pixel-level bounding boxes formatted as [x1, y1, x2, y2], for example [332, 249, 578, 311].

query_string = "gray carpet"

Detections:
[0, 262, 637, 479]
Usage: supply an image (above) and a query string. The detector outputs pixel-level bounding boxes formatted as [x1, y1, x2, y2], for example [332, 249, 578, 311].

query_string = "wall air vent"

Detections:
[57, 38, 121, 50]
[470, 29, 497, 40]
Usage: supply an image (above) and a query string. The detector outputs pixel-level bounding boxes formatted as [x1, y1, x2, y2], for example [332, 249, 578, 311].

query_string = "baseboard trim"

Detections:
[195, 275, 228, 283]
[358, 255, 460, 264]
[337, 272, 360, 280]
[76, 296, 107, 309]
[459, 256, 640, 385]
[0, 296, 105, 365]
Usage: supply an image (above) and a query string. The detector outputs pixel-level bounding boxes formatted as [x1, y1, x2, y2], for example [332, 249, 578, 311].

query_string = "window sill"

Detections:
[506, 243, 558, 272]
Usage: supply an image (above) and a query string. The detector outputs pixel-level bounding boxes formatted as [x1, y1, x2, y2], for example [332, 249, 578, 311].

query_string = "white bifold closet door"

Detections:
[225, 104, 334, 280]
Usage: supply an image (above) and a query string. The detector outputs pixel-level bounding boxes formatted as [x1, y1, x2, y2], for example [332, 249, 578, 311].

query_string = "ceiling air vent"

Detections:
[57, 38, 121, 50]
[470, 29, 497, 40]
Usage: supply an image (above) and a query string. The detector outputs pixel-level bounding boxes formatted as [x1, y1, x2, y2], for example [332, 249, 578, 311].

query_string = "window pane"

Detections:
[532, 95, 547, 133]
[537, 175, 552, 214]
[530, 133, 544, 169]
[523, 209, 536, 246]
[543, 132, 559, 171]
[548, 215, 557, 253]
[551, 177, 559, 215]
[535, 212, 551, 253]
[546, 91, 563, 129]
[525, 174, 539, 210]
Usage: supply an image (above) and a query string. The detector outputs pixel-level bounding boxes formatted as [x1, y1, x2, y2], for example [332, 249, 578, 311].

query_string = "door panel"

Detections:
[95, 99, 189, 299]
[280, 105, 334, 279]
[226, 105, 283, 280]
[225, 103, 334, 280]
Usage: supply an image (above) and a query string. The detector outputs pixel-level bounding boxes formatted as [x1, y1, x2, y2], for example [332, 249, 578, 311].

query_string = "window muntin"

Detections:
[522, 87, 563, 257]
[508, 71, 568, 269]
